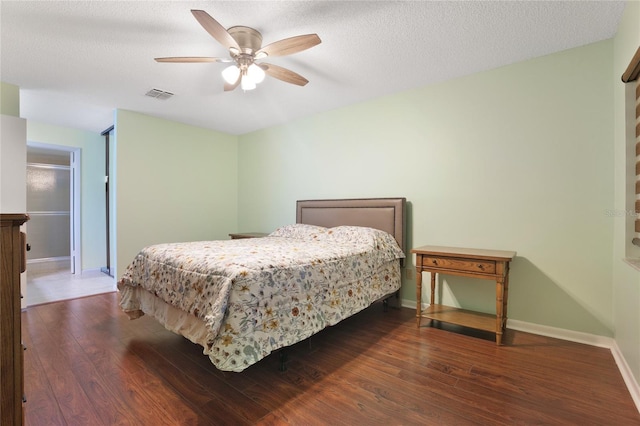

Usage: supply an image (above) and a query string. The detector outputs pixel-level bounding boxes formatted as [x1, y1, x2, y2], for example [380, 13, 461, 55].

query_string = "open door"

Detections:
[70, 149, 80, 274]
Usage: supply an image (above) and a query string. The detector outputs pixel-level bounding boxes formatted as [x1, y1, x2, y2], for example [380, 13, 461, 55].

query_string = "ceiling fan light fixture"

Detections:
[222, 65, 240, 84]
[241, 76, 257, 91]
[247, 64, 266, 84]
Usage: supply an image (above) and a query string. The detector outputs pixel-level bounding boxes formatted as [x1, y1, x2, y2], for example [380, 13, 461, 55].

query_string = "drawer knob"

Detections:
[432, 260, 438, 265]
[478, 264, 484, 270]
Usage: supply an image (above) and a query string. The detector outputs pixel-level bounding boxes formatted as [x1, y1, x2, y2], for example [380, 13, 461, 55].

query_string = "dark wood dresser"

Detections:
[1, 213, 29, 425]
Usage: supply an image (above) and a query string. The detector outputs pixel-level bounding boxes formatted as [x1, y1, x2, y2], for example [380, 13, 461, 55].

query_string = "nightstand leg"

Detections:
[416, 268, 422, 328]
[430, 273, 436, 306]
[503, 264, 510, 329]
[495, 277, 505, 345]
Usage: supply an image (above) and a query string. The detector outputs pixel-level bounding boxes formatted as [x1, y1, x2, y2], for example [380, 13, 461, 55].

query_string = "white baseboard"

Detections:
[400, 298, 640, 413]
[611, 341, 640, 412]
[506, 319, 614, 348]
[26, 257, 70, 274]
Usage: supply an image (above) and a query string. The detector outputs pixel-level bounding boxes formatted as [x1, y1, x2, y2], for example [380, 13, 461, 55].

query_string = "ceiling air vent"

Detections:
[145, 88, 174, 100]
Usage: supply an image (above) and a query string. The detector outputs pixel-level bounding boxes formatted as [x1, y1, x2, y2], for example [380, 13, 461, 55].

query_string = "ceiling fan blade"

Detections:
[259, 63, 309, 86]
[224, 75, 241, 91]
[191, 9, 240, 52]
[155, 57, 231, 63]
[256, 34, 321, 57]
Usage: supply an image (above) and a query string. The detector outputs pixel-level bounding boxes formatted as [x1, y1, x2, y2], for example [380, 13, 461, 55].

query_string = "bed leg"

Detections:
[383, 291, 400, 312]
[279, 350, 288, 372]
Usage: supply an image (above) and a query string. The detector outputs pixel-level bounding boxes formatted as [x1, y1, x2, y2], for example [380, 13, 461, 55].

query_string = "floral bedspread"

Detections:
[118, 224, 405, 371]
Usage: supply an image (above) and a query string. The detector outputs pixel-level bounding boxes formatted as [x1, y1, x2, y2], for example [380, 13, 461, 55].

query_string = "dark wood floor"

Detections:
[22, 292, 640, 425]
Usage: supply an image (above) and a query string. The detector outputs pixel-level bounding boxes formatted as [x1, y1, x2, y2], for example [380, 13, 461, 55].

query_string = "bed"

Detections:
[117, 198, 406, 372]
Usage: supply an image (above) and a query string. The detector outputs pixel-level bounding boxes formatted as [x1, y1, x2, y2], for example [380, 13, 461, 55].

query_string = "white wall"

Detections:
[238, 40, 615, 338]
[0, 115, 26, 214]
[1, 82, 28, 308]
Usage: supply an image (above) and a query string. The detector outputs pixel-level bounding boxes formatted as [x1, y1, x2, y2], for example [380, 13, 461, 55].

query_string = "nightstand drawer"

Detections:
[422, 256, 496, 274]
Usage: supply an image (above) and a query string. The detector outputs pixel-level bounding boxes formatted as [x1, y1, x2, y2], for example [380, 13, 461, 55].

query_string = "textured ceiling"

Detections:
[0, 1, 626, 135]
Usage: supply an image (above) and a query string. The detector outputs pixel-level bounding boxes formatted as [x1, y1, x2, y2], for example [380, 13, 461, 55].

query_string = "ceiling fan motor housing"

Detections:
[227, 26, 263, 54]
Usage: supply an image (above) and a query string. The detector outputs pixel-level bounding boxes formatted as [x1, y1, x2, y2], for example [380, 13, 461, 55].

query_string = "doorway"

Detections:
[25, 142, 81, 276]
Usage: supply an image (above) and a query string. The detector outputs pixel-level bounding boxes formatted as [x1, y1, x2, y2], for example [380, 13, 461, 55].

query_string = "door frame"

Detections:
[101, 126, 114, 277]
[26, 141, 81, 274]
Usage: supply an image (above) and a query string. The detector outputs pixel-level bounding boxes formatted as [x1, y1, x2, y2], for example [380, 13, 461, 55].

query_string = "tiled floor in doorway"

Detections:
[27, 265, 116, 306]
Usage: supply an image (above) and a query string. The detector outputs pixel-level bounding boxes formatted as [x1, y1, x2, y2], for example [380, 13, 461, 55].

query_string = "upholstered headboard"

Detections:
[296, 198, 406, 257]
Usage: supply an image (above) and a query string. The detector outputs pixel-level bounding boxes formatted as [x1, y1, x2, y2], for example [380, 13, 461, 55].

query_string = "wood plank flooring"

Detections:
[22, 292, 640, 425]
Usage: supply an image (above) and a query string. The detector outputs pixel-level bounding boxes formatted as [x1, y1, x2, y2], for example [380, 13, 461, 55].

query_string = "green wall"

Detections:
[238, 40, 615, 337]
[613, 0, 640, 390]
[26, 121, 106, 271]
[0, 82, 20, 117]
[114, 110, 238, 278]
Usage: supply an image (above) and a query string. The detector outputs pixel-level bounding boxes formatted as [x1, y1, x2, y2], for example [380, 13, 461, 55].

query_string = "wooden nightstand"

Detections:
[228, 232, 268, 239]
[411, 245, 516, 345]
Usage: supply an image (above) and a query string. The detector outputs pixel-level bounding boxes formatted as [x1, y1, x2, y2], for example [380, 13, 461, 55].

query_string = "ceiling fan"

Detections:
[155, 9, 321, 91]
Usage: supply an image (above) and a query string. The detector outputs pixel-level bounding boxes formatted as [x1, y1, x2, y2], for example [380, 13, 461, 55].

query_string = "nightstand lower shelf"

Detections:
[421, 304, 498, 333]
